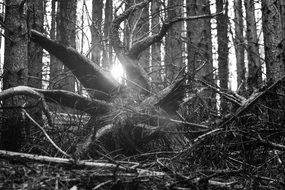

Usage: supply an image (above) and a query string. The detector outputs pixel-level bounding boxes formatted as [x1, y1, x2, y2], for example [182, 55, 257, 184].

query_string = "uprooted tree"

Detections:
[0, 0, 221, 157]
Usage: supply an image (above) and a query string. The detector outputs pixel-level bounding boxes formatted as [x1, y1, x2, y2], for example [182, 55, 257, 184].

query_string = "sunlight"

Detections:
[110, 62, 125, 83]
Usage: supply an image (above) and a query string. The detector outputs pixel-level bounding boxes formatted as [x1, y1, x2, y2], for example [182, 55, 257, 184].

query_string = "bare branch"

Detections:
[0, 86, 111, 115]
[129, 12, 222, 59]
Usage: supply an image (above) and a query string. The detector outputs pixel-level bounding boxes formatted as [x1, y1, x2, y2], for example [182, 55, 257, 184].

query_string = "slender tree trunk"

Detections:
[279, 0, 285, 74]
[165, 0, 183, 83]
[244, 0, 262, 92]
[262, 0, 283, 82]
[1, 0, 28, 151]
[234, 0, 245, 92]
[137, 0, 150, 73]
[28, 1, 44, 88]
[49, 0, 62, 89]
[91, 0, 103, 66]
[216, 0, 229, 114]
[58, 0, 77, 92]
[150, 1, 162, 86]
[102, 0, 113, 68]
[186, 0, 214, 108]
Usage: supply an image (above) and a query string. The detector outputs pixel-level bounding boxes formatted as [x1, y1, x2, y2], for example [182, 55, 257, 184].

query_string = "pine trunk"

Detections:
[187, 0, 215, 108]
[165, 0, 183, 83]
[150, 1, 162, 86]
[234, 0, 245, 92]
[1, 0, 29, 151]
[216, 0, 229, 114]
[91, 0, 103, 66]
[244, 0, 262, 92]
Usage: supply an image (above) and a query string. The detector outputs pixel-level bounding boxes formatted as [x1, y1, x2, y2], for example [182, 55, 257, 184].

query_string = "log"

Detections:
[30, 30, 120, 100]
[0, 150, 166, 178]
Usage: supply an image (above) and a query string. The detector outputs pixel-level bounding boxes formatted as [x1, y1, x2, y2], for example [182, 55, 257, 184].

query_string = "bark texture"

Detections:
[234, 0, 245, 92]
[1, 0, 29, 151]
[262, 0, 283, 82]
[244, 0, 262, 92]
[165, 0, 184, 83]
[216, 0, 229, 114]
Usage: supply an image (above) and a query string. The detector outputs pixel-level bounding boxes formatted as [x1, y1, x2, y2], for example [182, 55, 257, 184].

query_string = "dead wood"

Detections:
[30, 30, 120, 100]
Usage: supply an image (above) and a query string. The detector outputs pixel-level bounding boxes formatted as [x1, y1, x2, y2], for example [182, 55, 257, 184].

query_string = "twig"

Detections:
[22, 109, 72, 159]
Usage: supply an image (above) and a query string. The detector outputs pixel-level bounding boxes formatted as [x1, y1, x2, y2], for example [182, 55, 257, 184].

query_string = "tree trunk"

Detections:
[49, 0, 62, 89]
[150, 1, 162, 87]
[102, 0, 113, 68]
[281, 1, 285, 67]
[216, 0, 229, 114]
[234, 0, 245, 93]
[58, 0, 77, 92]
[186, 0, 214, 109]
[28, 0, 44, 89]
[262, 0, 283, 82]
[91, 0, 103, 66]
[165, 0, 183, 83]
[1, 0, 28, 151]
[137, 0, 150, 73]
[244, 0, 262, 92]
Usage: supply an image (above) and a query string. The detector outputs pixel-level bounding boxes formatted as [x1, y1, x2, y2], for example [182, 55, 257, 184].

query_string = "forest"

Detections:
[0, 0, 285, 189]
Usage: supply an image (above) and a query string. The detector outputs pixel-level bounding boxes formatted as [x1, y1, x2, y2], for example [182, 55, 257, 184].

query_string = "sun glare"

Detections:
[110, 62, 125, 83]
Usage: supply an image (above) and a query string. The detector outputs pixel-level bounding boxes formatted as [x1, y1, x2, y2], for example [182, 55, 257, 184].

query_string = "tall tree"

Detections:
[50, 0, 77, 91]
[262, 0, 283, 82]
[28, 0, 44, 89]
[234, 0, 245, 92]
[136, 0, 150, 73]
[49, 0, 62, 89]
[186, 0, 214, 107]
[216, 0, 229, 114]
[58, 0, 77, 91]
[165, 0, 183, 83]
[244, 0, 262, 92]
[102, 0, 113, 68]
[91, 0, 103, 66]
[1, 0, 28, 150]
[280, 0, 285, 73]
[150, 0, 162, 86]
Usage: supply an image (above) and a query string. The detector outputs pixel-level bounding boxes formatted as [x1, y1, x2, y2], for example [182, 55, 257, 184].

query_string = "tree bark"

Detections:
[27, 0, 44, 89]
[1, 0, 29, 151]
[244, 0, 262, 92]
[58, 0, 77, 92]
[150, 1, 162, 86]
[281, 1, 285, 68]
[165, 0, 184, 83]
[186, 0, 215, 108]
[102, 0, 113, 68]
[91, 0, 103, 66]
[234, 0, 245, 92]
[216, 0, 229, 114]
[31, 30, 120, 100]
[262, 0, 283, 83]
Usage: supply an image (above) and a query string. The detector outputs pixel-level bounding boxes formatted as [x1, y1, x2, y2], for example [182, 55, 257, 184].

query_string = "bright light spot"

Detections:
[110, 62, 125, 83]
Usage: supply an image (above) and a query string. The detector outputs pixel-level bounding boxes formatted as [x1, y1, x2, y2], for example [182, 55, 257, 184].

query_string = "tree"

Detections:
[234, 0, 245, 92]
[1, 0, 29, 151]
[28, 0, 44, 89]
[279, 0, 285, 71]
[165, 0, 184, 83]
[150, 0, 162, 86]
[102, 0, 113, 68]
[50, 0, 77, 91]
[216, 0, 229, 114]
[244, 0, 262, 92]
[262, 0, 283, 82]
[91, 0, 103, 66]
[1, 0, 219, 156]
[186, 0, 214, 109]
